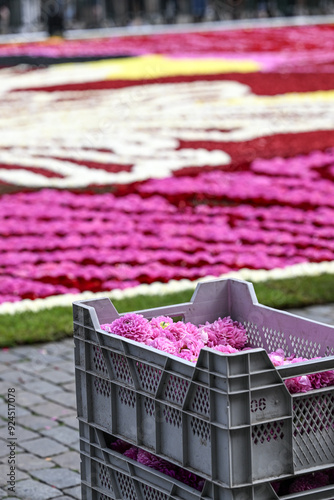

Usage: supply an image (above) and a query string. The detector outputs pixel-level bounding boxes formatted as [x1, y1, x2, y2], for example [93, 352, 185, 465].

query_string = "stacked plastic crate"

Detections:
[73, 279, 334, 499]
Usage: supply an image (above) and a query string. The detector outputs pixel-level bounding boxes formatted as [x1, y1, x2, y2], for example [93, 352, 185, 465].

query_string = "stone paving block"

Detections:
[58, 415, 78, 430]
[53, 361, 75, 375]
[18, 361, 50, 375]
[14, 390, 45, 408]
[62, 352, 75, 363]
[14, 425, 40, 442]
[51, 451, 80, 471]
[14, 478, 62, 499]
[18, 414, 59, 431]
[41, 425, 79, 446]
[45, 391, 77, 410]
[0, 403, 30, 419]
[62, 382, 76, 393]
[15, 453, 55, 471]
[0, 488, 7, 498]
[63, 485, 81, 499]
[0, 351, 23, 363]
[68, 440, 80, 452]
[20, 437, 68, 457]
[40, 341, 74, 356]
[0, 370, 36, 385]
[40, 370, 74, 385]
[0, 442, 10, 460]
[32, 467, 81, 489]
[21, 348, 65, 364]
[27, 380, 64, 395]
[0, 382, 13, 396]
[32, 401, 74, 419]
[0, 464, 29, 487]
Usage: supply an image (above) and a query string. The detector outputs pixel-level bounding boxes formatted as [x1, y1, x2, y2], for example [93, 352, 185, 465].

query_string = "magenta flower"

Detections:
[268, 349, 286, 366]
[101, 313, 152, 342]
[109, 439, 132, 454]
[309, 368, 334, 389]
[285, 375, 312, 394]
[147, 336, 178, 355]
[289, 471, 329, 493]
[199, 316, 247, 349]
[150, 315, 174, 334]
[213, 344, 239, 354]
[123, 446, 138, 461]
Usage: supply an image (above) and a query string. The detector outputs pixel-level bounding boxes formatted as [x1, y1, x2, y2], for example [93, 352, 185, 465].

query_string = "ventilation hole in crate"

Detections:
[99, 463, 113, 491]
[163, 374, 189, 405]
[252, 421, 285, 445]
[289, 334, 321, 358]
[263, 328, 288, 353]
[191, 386, 210, 416]
[144, 397, 155, 416]
[325, 345, 334, 357]
[94, 378, 111, 398]
[118, 386, 136, 408]
[293, 393, 334, 437]
[142, 484, 168, 500]
[100, 495, 113, 500]
[190, 417, 211, 443]
[244, 321, 264, 348]
[116, 471, 137, 500]
[163, 407, 182, 428]
[93, 345, 108, 375]
[136, 362, 161, 394]
[110, 352, 134, 386]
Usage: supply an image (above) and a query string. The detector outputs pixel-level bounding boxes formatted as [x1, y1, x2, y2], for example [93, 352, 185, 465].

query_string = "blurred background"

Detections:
[1, 0, 334, 35]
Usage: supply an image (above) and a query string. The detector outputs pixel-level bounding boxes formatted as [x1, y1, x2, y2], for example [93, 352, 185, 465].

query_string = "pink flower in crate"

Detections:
[101, 313, 152, 342]
[288, 471, 329, 493]
[199, 316, 248, 349]
[308, 366, 334, 389]
[285, 375, 312, 394]
[213, 344, 239, 354]
[149, 316, 174, 338]
[110, 439, 132, 454]
[123, 446, 139, 460]
[268, 349, 286, 366]
[147, 336, 178, 355]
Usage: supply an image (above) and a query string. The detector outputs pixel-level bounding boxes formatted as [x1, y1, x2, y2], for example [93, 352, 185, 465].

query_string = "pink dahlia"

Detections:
[213, 344, 239, 354]
[147, 336, 178, 355]
[149, 316, 174, 338]
[309, 369, 334, 389]
[285, 375, 312, 394]
[123, 446, 139, 461]
[268, 349, 286, 366]
[101, 313, 152, 342]
[199, 316, 248, 349]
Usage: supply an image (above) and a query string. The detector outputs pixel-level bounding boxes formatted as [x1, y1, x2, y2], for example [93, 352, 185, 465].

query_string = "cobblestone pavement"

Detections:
[0, 304, 334, 499]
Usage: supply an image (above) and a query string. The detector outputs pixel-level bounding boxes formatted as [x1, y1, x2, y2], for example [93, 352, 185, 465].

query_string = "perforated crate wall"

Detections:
[79, 420, 280, 500]
[78, 421, 334, 500]
[74, 278, 334, 488]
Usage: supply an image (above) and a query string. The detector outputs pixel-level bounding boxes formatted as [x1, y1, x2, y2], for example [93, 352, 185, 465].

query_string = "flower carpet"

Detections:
[1, 21, 334, 312]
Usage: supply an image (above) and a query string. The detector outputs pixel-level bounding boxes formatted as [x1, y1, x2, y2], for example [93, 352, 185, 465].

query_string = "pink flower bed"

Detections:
[1, 25, 334, 60]
[1, 23, 334, 303]
[1, 173, 334, 302]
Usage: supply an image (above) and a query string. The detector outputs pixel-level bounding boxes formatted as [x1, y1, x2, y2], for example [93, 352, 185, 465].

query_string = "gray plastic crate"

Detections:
[73, 278, 334, 489]
[78, 420, 334, 500]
